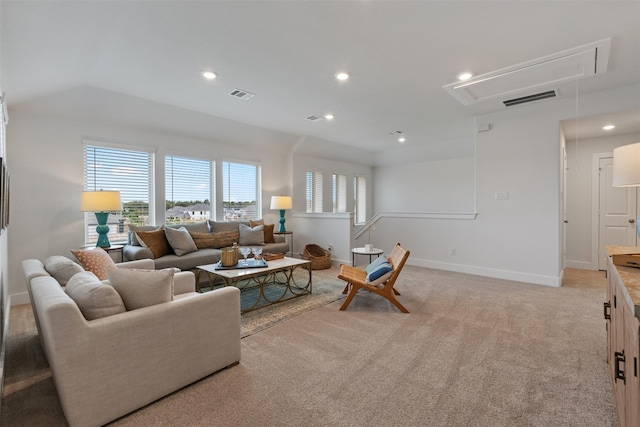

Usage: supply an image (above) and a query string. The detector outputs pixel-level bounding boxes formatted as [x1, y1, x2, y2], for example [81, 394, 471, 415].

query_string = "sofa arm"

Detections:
[123, 244, 154, 261]
[31, 280, 241, 427]
[118, 259, 155, 270]
[174, 271, 196, 294]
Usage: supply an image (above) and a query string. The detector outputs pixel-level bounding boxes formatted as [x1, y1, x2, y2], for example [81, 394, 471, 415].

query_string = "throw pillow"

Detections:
[189, 230, 239, 249]
[250, 220, 275, 243]
[239, 223, 265, 246]
[107, 267, 175, 311]
[65, 271, 126, 320]
[365, 270, 394, 287]
[128, 224, 160, 246]
[365, 260, 393, 283]
[365, 256, 387, 274]
[136, 229, 172, 258]
[44, 255, 84, 286]
[165, 226, 198, 256]
[70, 247, 116, 280]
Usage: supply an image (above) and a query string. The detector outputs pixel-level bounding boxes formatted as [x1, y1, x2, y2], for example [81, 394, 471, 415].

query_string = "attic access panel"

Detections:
[443, 38, 611, 106]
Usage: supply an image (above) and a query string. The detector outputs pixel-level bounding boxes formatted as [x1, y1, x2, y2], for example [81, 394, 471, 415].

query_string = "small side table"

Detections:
[274, 231, 293, 258]
[79, 244, 124, 263]
[351, 247, 384, 266]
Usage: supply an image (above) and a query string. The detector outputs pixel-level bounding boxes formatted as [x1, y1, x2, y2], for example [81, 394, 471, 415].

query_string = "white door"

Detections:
[599, 157, 637, 270]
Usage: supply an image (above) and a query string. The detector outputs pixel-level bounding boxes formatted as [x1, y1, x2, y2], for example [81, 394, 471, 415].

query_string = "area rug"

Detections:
[240, 270, 346, 338]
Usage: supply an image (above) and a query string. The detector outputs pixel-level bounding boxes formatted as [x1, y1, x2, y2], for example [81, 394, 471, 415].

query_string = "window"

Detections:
[222, 161, 261, 220]
[83, 144, 153, 245]
[354, 176, 366, 223]
[306, 171, 323, 213]
[165, 155, 213, 225]
[333, 173, 347, 213]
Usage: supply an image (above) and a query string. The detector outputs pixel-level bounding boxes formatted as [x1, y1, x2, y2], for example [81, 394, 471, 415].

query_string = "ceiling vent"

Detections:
[503, 90, 558, 107]
[306, 115, 323, 121]
[443, 38, 610, 106]
[229, 89, 255, 100]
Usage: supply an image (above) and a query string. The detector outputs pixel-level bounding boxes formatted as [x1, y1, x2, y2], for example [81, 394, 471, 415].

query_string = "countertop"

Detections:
[607, 245, 640, 319]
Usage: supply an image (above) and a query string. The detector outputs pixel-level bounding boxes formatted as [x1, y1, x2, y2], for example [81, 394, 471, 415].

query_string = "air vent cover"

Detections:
[503, 90, 558, 107]
[306, 115, 323, 121]
[229, 89, 255, 100]
[443, 38, 610, 106]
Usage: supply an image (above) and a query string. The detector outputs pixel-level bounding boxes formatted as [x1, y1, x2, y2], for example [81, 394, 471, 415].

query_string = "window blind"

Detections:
[83, 144, 153, 244]
[333, 173, 347, 212]
[222, 161, 261, 220]
[354, 175, 366, 223]
[165, 155, 213, 224]
[306, 171, 323, 213]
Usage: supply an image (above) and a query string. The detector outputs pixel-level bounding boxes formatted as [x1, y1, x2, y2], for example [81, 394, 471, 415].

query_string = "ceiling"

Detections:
[2, 1, 640, 153]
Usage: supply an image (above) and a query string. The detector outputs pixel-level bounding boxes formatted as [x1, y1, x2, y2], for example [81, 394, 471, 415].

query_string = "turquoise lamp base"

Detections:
[278, 209, 286, 232]
[94, 212, 112, 248]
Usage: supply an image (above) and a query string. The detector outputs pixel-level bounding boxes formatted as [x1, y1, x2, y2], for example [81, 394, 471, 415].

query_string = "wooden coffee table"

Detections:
[195, 257, 312, 313]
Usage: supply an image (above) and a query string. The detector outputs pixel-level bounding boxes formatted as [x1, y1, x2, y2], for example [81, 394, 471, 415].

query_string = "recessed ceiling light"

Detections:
[398, 137, 406, 143]
[202, 71, 217, 80]
[458, 72, 473, 81]
[603, 124, 616, 130]
[324, 114, 334, 120]
[335, 72, 350, 81]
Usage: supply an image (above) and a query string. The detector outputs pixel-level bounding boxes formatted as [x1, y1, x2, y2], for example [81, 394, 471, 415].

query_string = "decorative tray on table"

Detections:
[213, 258, 268, 270]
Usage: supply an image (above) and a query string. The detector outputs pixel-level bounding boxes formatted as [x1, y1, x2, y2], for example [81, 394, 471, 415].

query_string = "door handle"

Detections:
[630, 219, 636, 224]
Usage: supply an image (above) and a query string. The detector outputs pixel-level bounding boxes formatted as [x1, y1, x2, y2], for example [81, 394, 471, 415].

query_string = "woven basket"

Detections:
[301, 244, 332, 270]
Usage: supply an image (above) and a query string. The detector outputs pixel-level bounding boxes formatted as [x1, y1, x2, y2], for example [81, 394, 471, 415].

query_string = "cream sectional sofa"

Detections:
[22, 256, 241, 427]
[123, 220, 289, 271]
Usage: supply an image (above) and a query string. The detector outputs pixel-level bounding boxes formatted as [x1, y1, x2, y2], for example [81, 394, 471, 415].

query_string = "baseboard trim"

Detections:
[408, 259, 561, 287]
[9, 292, 30, 306]
[565, 260, 597, 271]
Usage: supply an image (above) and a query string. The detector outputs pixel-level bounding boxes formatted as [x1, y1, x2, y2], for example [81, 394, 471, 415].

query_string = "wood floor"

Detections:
[562, 267, 607, 289]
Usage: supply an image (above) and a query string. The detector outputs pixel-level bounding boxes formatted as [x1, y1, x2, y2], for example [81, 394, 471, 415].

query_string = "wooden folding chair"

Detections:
[338, 242, 410, 313]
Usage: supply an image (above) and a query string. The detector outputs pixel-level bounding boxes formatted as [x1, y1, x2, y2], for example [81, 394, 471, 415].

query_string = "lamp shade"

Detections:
[270, 196, 292, 210]
[613, 142, 640, 187]
[80, 190, 122, 212]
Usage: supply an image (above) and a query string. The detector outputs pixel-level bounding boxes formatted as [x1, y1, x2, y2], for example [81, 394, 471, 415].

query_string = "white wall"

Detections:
[370, 85, 640, 286]
[565, 132, 640, 269]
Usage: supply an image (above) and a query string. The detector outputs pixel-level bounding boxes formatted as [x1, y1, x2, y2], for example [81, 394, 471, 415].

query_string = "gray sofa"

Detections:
[22, 256, 241, 427]
[123, 220, 289, 271]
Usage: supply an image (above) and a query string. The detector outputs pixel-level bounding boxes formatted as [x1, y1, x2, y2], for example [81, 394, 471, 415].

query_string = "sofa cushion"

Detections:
[239, 224, 265, 246]
[165, 226, 198, 256]
[168, 221, 209, 233]
[65, 271, 126, 320]
[70, 247, 116, 280]
[44, 255, 84, 286]
[250, 220, 275, 243]
[189, 230, 239, 249]
[136, 229, 172, 258]
[107, 267, 175, 310]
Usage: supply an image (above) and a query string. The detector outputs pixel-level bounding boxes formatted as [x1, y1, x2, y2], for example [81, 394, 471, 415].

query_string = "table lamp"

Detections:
[270, 195, 292, 232]
[81, 189, 122, 248]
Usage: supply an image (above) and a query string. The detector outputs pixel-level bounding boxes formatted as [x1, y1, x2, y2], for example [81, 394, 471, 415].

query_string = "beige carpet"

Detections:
[2, 266, 617, 426]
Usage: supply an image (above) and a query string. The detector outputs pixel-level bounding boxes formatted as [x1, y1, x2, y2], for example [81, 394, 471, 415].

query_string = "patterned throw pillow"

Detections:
[70, 247, 117, 280]
[250, 220, 276, 243]
[189, 230, 239, 249]
[136, 229, 172, 258]
[365, 261, 393, 285]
